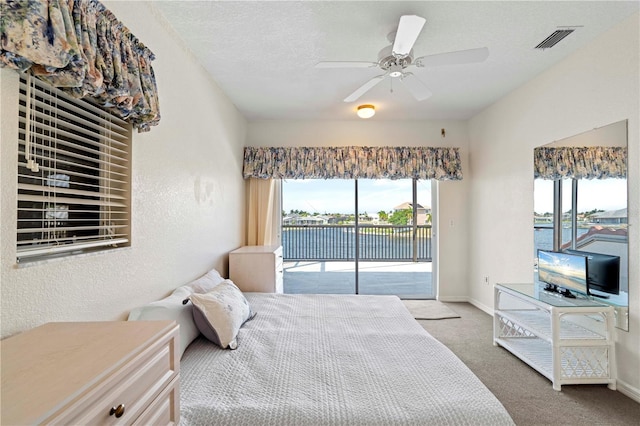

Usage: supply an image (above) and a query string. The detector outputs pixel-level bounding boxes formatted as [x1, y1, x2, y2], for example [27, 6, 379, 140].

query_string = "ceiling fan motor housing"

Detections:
[377, 45, 413, 74]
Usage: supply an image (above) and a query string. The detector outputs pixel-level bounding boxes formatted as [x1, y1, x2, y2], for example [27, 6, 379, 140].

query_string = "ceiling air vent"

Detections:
[535, 29, 575, 49]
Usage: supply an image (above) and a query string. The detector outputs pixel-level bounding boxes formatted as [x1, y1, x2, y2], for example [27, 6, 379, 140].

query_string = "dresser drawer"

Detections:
[50, 325, 178, 425]
[133, 375, 180, 425]
[274, 245, 283, 268]
[275, 246, 284, 292]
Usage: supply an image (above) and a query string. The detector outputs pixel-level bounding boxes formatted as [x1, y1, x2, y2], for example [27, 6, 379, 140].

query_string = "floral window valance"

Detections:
[534, 146, 627, 180]
[1, 0, 159, 132]
[243, 146, 463, 181]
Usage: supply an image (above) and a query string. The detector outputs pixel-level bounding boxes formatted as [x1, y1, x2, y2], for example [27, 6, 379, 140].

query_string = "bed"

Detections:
[177, 293, 514, 425]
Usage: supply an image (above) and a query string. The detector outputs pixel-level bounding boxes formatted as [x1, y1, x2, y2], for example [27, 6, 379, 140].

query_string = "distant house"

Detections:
[283, 214, 329, 225]
[591, 208, 627, 225]
[327, 215, 347, 224]
[392, 202, 431, 225]
[534, 216, 553, 223]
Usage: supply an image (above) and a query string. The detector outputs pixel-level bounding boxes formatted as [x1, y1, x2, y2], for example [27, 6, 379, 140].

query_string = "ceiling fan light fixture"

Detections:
[389, 64, 404, 78]
[357, 104, 375, 119]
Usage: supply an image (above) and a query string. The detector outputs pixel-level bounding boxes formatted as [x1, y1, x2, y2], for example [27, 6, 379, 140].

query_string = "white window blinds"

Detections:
[17, 75, 132, 262]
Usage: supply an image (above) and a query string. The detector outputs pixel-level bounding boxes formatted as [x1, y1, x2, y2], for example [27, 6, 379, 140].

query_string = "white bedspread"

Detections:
[180, 294, 514, 425]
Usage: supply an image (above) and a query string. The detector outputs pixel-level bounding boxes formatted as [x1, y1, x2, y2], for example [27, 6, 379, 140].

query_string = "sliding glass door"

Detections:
[282, 179, 356, 294]
[356, 179, 433, 297]
[282, 178, 433, 298]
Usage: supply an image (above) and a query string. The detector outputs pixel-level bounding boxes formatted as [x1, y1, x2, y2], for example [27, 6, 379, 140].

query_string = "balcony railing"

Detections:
[282, 224, 432, 262]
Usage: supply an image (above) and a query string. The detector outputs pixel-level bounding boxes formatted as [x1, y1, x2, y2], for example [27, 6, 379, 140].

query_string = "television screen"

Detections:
[538, 250, 588, 297]
[564, 249, 620, 297]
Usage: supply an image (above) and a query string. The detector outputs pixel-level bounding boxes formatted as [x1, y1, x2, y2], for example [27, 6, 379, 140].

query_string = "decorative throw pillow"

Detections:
[187, 280, 255, 349]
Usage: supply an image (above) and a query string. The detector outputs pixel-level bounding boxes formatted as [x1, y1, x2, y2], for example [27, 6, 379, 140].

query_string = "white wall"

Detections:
[468, 13, 640, 399]
[246, 120, 470, 300]
[0, 2, 247, 338]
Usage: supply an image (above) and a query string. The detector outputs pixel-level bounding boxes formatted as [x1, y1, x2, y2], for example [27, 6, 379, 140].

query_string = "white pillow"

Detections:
[127, 268, 226, 357]
[186, 268, 225, 293]
[128, 285, 197, 358]
[188, 280, 255, 350]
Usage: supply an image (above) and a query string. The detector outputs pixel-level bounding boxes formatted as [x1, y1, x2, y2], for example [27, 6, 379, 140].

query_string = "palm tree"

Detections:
[389, 209, 412, 225]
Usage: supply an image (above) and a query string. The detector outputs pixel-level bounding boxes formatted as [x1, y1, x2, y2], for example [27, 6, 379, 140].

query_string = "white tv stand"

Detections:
[493, 283, 616, 391]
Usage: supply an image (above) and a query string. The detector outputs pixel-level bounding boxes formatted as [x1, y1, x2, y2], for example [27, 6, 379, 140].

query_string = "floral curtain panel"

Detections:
[1, 0, 159, 132]
[534, 146, 627, 180]
[243, 146, 463, 180]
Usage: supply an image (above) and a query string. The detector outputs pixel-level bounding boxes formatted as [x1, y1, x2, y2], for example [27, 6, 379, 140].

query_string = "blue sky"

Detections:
[534, 179, 627, 214]
[283, 178, 627, 216]
[282, 179, 432, 215]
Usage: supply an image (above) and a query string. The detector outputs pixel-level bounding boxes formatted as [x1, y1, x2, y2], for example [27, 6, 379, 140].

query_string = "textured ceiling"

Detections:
[151, 1, 639, 121]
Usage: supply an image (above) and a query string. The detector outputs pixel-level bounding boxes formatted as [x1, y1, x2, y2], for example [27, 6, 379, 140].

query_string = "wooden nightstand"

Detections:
[229, 245, 284, 293]
[1, 320, 180, 425]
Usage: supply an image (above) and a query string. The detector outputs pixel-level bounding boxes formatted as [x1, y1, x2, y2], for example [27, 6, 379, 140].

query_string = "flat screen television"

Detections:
[564, 249, 620, 298]
[537, 249, 588, 298]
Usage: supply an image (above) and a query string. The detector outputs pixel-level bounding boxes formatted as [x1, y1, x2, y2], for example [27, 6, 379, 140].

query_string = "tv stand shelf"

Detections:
[494, 283, 616, 391]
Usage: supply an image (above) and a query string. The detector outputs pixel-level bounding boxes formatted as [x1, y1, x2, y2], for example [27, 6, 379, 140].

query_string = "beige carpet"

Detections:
[402, 300, 461, 320]
[419, 302, 640, 425]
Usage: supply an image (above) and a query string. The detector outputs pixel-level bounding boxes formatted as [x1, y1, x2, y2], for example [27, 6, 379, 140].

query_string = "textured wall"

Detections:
[468, 13, 640, 398]
[0, 2, 247, 338]
[246, 120, 470, 301]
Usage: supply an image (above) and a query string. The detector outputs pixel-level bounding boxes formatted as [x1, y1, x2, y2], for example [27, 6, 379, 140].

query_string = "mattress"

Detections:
[180, 293, 513, 425]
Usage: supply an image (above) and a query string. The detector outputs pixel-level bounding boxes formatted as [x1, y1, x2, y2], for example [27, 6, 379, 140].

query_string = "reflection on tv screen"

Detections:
[538, 250, 588, 296]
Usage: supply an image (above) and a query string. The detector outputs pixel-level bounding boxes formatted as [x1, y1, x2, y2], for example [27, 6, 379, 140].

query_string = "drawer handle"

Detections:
[110, 404, 126, 418]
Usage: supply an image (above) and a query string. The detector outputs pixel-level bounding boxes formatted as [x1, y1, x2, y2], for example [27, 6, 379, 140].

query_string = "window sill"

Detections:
[15, 246, 132, 269]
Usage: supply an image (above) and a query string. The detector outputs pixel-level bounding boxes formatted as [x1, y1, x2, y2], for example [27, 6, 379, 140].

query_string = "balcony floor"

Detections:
[283, 261, 433, 298]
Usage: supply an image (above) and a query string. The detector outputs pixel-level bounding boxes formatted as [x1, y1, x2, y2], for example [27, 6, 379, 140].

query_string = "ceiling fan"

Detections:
[316, 15, 489, 102]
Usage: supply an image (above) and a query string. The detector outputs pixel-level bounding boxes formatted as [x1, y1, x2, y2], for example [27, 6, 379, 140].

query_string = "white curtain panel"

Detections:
[246, 178, 280, 246]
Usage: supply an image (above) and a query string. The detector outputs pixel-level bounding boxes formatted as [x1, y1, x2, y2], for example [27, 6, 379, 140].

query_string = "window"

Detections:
[17, 76, 131, 263]
[534, 177, 626, 254]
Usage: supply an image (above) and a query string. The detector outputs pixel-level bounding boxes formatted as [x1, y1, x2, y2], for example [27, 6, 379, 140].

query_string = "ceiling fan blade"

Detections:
[400, 73, 432, 101]
[343, 75, 386, 102]
[392, 15, 426, 57]
[315, 61, 378, 69]
[414, 47, 489, 68]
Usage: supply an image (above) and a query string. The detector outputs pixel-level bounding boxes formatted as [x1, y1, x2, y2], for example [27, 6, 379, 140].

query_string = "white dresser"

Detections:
[229, 245, 284, 293]
[1, 320, 180, 425]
